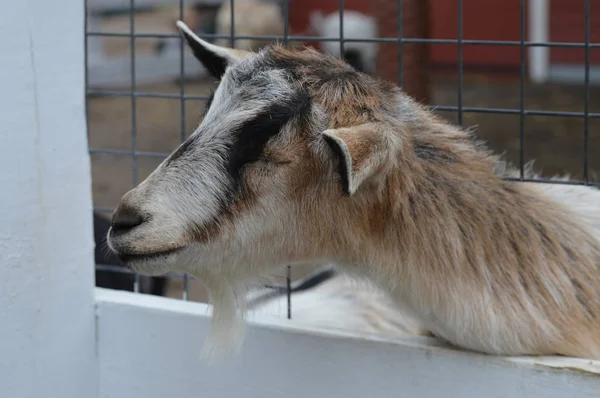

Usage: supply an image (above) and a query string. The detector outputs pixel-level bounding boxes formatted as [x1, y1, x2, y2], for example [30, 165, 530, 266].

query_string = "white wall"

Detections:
[96, 288, 600, 398]
[0, 1, 97, 397]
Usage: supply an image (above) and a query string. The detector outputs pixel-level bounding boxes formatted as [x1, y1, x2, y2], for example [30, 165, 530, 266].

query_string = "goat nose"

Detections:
[111, 205, 145, 233]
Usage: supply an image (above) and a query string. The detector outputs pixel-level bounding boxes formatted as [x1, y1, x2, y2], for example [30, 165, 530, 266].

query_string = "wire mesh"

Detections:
[284, 0, 292, 320]
[584, 0, 591, 185]
[178, 0, 190, 300]
[457, 0, 463, 126]
[397, 0, 403, 87]
[128, 0, 141, 293]
[519, 0, 526, 180]
[85, 0, 600, 316]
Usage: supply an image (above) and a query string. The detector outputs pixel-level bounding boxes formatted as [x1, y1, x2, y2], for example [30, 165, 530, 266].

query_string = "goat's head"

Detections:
[107, 21, 403, 294]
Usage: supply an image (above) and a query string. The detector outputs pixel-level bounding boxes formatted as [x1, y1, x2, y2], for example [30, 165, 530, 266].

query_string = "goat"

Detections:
[107, 21, 600, 361]
[308, 10, 378, 75]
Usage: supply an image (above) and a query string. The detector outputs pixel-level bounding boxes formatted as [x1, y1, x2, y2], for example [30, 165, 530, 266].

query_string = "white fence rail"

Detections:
[2, 1, 600, 397]
[97, 288, 600, 398]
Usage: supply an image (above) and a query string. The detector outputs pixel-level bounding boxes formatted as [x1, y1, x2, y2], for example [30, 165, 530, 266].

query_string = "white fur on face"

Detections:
[109, 46, 328, 360]
[108, 49, 316, 279]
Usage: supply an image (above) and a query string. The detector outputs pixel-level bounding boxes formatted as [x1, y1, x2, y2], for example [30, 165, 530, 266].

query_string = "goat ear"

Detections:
[176, 21, 250, 79]
[322, 124, 390, 196]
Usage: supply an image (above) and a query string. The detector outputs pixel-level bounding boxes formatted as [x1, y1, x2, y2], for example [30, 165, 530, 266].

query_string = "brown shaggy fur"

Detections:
[254, 46, 600, 358]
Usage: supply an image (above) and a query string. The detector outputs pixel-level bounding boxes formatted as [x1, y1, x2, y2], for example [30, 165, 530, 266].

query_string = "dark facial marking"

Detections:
[183, 90, 312, 246]
[180, 31, 228, 79]
[226, 90, 311, 185]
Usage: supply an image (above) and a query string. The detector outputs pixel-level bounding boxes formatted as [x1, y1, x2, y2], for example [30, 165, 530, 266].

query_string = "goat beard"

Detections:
[198, 266, 295, 363]
[200, 277, 248, 363]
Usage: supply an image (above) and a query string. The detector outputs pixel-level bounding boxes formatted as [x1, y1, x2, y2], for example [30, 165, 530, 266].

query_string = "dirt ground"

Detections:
[88, 11, 600, 301]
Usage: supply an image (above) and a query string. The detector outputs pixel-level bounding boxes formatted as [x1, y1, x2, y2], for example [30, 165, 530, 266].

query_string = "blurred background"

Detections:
[86, 0, 600, 301]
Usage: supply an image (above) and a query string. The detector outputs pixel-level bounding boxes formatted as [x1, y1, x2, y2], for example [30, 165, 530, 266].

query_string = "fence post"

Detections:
[528, 0, 550, 84]
[0, 1, 98, 397]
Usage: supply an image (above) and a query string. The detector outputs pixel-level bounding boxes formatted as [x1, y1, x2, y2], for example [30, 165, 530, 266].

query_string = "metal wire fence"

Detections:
[85, 0, 599, 315]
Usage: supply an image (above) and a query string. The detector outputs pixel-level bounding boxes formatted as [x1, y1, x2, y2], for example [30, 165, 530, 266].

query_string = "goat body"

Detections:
[108, 22, 600, 361]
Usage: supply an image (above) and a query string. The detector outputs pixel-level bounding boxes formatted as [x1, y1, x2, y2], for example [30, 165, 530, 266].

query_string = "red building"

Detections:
[289, 0, 595, 84]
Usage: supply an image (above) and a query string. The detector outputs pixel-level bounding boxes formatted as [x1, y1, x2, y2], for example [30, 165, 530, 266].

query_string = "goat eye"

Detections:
[259, 153, 291, 165]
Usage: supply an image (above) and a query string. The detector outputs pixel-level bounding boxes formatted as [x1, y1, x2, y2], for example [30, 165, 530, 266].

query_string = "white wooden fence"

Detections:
[2, 1, 599, 397]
